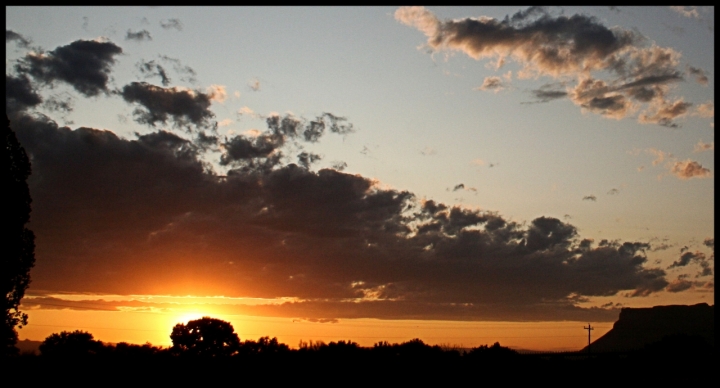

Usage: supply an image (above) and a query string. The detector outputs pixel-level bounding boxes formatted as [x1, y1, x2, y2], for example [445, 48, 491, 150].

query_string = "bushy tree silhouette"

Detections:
[170, 317, 240, 357]
[39, 330, 105, 357]
[2, 116, 36, 356]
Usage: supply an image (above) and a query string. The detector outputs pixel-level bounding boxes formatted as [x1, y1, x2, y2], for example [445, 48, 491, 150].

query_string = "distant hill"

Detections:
[584, 303, 714, 353]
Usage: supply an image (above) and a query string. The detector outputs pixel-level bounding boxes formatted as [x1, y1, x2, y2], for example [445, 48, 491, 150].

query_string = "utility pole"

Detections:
[584, 323, 594, 354]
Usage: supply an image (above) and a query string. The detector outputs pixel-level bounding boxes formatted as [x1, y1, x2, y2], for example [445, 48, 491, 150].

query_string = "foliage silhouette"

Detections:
[2, 115, 36, 356]
[238, 336, 290, 355]
[170, 316, 240, 357]
[39, 330, 106, 357]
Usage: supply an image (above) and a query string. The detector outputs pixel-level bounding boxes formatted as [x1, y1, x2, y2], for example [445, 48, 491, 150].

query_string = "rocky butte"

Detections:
[585, 303, 714, 353]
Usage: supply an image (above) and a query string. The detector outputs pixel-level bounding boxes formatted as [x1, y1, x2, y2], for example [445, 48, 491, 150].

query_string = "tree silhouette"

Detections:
[170, 317, 240, 357]
[39, 330, 105, 357]
[2, 115, 36, 356]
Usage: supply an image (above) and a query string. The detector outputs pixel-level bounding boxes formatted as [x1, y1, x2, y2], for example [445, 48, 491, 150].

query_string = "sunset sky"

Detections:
[6, 6, 714, 351]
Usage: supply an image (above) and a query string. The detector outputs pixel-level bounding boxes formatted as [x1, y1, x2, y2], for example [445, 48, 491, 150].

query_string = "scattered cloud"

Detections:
[396, 7, 704, 127]
[207, 84, 227, 103]
[476, 76, 505, 92]
[249, 78, 261, 91]
[607, 188, 619, 195]
[6, 29, 31, 47]
[669, 6, 700, 19]
[582, 195, 597, 201]
[686, 66, 709, 85]
[638, 98, 692, 127]
[669, 159, 711, 180]
[136, 59, 171, 86]
[125, 29, 152, 42]
[160, 18, 183, 31]
[693, 141, 714, 153]
[695, 101, 714, 118]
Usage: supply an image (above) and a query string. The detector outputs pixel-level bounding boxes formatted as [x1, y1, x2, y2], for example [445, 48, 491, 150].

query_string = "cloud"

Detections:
[645, 148, 671, 166]
[118, 82, 217, 129]
[136, 59, 171, 86]
[331, 161, 347, 171]
[695, 101, 714, 118]
[395, 6, 638, 77]
[160, 18, 183, 31]
[6, 29, 31, 47]
[207, 84, 227, 103]
[669, 159, 711, 179]
[638, 98, 692, 127]
[220, 113, 352, 171]
[452, 183, 465, 191]
[396, 7, 699, 127]
[218, 119, 234, 127]
[6, 74, 43, 112]
[158, 55, 197, 83]
[607, 188, 619, 195]
[249, 78, 261, 91]
[665, 278, 693, 293]
[530, 89, 567, 103]
[668, 251, 705, 269]
[670, 6, 699, 19]
[8, 111, 671, 321]
[687, 66, 709, 85]
[125, 29, 152, 42]
[15, 39, 123, 97]
[476, 76, 504, 92]
[703, 238, 714, 249]
[693, 141, 714, 153]
[582, 195, 597, 201]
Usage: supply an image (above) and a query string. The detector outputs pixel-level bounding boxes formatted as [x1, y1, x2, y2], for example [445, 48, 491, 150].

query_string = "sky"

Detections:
[6, 6, 714, 351]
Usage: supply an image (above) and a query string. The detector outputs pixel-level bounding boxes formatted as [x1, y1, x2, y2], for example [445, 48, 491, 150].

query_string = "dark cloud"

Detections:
[396, 7, 699, 127]
[118, 82, 216, 129]
[6, 29, 31, 47]
[15, 39, 123, 97]
[452, 184, 465, 192]
[6, 74, 43, 113]
[396, 7, 638, 77]
[9, 111, 672, 321]
[126, 29, 152, 42]
[530, 89, 567, 102]
[582, 195, 597, 201]
[220, 113, 353, 173]
[136, 60, 171, 86]
[668, 251, 708, 270]
[607, 188, 619, 195]
[160, 18, 183, 31]
[297, 152, 322, 169]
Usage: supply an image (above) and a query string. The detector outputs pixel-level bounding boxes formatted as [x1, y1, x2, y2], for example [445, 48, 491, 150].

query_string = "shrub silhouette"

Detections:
[170, 317, 240, 357]
[39, 330, 105, 357]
